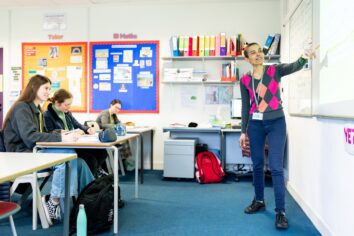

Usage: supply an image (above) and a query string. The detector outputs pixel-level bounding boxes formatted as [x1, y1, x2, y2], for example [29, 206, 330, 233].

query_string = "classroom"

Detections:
[0, 0, 353, 235]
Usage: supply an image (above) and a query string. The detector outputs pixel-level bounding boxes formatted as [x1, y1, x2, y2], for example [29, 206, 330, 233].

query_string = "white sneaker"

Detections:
[41, 196, 61, 225]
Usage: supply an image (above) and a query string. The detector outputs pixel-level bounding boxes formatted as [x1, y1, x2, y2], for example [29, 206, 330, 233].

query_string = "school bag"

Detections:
[195, 151, 225, 184]
[69, 174, 124, 235]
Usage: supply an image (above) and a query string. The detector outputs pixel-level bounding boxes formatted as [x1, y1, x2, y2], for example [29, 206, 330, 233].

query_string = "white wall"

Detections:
[286, 117, 354, 236]
[281, 0, 354, 235]
[2, 0, 281, 170]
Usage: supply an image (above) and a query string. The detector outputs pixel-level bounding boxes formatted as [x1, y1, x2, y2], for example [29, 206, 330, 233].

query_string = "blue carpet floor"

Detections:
[0, 170, 320, 235]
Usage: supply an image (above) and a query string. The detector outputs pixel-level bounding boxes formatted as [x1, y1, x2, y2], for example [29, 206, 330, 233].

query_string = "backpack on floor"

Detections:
[69, 174, 124, 235]
[195, 151, 225, 184]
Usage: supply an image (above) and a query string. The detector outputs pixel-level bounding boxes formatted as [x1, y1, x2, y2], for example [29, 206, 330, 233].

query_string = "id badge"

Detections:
[252, 112, 263, 120]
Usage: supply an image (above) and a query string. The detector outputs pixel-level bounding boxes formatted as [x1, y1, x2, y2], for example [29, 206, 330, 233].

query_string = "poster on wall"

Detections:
[90, 40, 159, 113]
[22, 42, 88, 112]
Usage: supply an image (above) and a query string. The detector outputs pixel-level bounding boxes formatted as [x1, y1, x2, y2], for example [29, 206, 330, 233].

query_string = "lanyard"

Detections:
[38, 111, 43, 133]
[251, 67, 265, 109]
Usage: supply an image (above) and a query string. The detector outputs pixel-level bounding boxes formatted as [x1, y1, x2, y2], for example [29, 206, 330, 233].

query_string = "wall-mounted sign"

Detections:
[43, 13, 67, 30]
[113, 33, 138, 39]
[48, 34, 64, 40]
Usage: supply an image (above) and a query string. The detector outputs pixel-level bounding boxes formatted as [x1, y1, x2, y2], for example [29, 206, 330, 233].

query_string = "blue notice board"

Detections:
[90, 41, 159, 113]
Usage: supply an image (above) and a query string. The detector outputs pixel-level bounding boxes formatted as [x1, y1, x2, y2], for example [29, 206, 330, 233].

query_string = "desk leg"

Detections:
[221, 132, 226, 170]
[136, 136, 140, 198]
[32, 172, 37, 230]
[32, 147, 50, 230]
[140, 134, 144, 184]
[63, 162, 71, 236]
[112, 146, 119, 234]
[150, 130, 154, 170]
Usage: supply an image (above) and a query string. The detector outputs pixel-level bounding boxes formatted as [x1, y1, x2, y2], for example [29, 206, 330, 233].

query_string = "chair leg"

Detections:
[10, 181, 20, 196]
[9, 215, 18, 236]
[30, 175, 50, 230]
[105, 157, 113, 174]
[118, 155, 125, 176]
[39, 176, 50, 190]
[107, 149, 125, 176]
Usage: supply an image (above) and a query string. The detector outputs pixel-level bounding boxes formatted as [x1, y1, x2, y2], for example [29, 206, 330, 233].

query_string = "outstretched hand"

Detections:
[303, 44, 320, 60]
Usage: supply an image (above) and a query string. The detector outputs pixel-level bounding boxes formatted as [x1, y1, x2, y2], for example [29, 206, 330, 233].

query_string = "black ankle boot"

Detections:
[244, 199, 266, 214]
[275, 212, 288, 229]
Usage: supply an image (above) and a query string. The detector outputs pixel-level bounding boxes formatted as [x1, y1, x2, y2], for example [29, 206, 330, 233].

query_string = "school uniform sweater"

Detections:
[240, 57, 308, 133]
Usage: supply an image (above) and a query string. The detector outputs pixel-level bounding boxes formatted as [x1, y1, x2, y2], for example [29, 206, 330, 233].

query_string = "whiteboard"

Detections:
[288, 0, 313, 116]
[313, 0, 354, 118]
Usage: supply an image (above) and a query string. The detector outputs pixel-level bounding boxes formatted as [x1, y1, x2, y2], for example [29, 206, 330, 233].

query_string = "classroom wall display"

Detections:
[89, 41, 159, 113]
[22, 42, 87, 112]
[288, 0, 313, 116]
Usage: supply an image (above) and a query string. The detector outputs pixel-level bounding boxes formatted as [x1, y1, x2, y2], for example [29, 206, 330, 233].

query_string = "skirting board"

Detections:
[286, 181, 333, 236]
[153, 161, 163, 170]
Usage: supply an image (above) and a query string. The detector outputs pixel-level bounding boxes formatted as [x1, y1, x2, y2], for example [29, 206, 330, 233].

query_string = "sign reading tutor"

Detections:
[90, 41, 159, 113]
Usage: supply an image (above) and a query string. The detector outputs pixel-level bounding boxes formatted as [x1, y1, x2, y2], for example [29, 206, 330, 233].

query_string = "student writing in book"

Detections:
[239, 43, 317, 229]
[96, 99, 134, 170]
[43, 88, 108, 177]
[2, 75, 94, 225]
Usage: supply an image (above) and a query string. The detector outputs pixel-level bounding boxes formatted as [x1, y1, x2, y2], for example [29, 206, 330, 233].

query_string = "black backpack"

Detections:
[69, 174, 124, 235]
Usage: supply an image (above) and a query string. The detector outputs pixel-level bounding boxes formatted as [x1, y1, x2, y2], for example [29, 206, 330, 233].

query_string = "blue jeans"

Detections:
[247, 117, 287, 213]
[39, 148, 94, 198]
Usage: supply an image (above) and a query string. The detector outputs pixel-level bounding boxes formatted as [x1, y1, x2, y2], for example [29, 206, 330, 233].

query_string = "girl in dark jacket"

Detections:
[43, 88, 108, 176]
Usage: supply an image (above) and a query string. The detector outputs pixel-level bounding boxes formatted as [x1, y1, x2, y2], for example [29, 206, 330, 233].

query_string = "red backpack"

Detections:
[195, 151, 225, 184]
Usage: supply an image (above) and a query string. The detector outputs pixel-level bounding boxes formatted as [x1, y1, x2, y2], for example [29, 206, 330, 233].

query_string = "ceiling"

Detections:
[0, 0, 274, 7]
[0, 0, 119, 7]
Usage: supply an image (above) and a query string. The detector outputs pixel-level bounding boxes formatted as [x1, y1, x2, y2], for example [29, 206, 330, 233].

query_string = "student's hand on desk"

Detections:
[61, 132, 80, 142]
[239, 133, 247, 149]
[76, 129, 85, 135]
[87, 127, 96, 135]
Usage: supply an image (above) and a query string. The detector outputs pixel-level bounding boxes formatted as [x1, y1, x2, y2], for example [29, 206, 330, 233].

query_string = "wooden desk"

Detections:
[127, 126, 154, 184]
[0, 152, 77, 236]
[35, 133, 140, 234]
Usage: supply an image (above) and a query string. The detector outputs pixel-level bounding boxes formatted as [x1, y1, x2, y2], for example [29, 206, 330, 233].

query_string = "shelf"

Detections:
[162, 80, 236, 84]
[161, 55, 280, 61]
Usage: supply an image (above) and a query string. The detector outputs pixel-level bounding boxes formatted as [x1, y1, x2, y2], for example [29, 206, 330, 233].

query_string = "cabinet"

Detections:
[161, 55, 280, 84]
[163, 139, 197, 178]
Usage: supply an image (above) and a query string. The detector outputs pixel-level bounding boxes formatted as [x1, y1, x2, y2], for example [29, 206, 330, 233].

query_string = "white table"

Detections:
[126, 126, 154, 183]
[0, 152, 77, 236]
[34, 133, 140, 234]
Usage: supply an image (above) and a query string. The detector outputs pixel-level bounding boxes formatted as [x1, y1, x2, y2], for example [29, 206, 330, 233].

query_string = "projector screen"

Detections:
[314, 0, 354, 118]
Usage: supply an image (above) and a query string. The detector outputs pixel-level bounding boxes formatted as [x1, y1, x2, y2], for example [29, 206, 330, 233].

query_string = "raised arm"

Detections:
[276, 57, 308, 77]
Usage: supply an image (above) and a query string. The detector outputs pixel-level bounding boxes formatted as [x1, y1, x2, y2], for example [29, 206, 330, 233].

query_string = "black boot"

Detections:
[244, 199, 266, 214]
[275, 212, 288, 229]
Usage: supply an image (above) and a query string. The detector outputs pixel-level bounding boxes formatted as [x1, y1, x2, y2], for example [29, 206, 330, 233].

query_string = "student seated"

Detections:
[3, 75, 94, 225]
[96, 99, 134, 170]
[43, 88, 108, 177]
